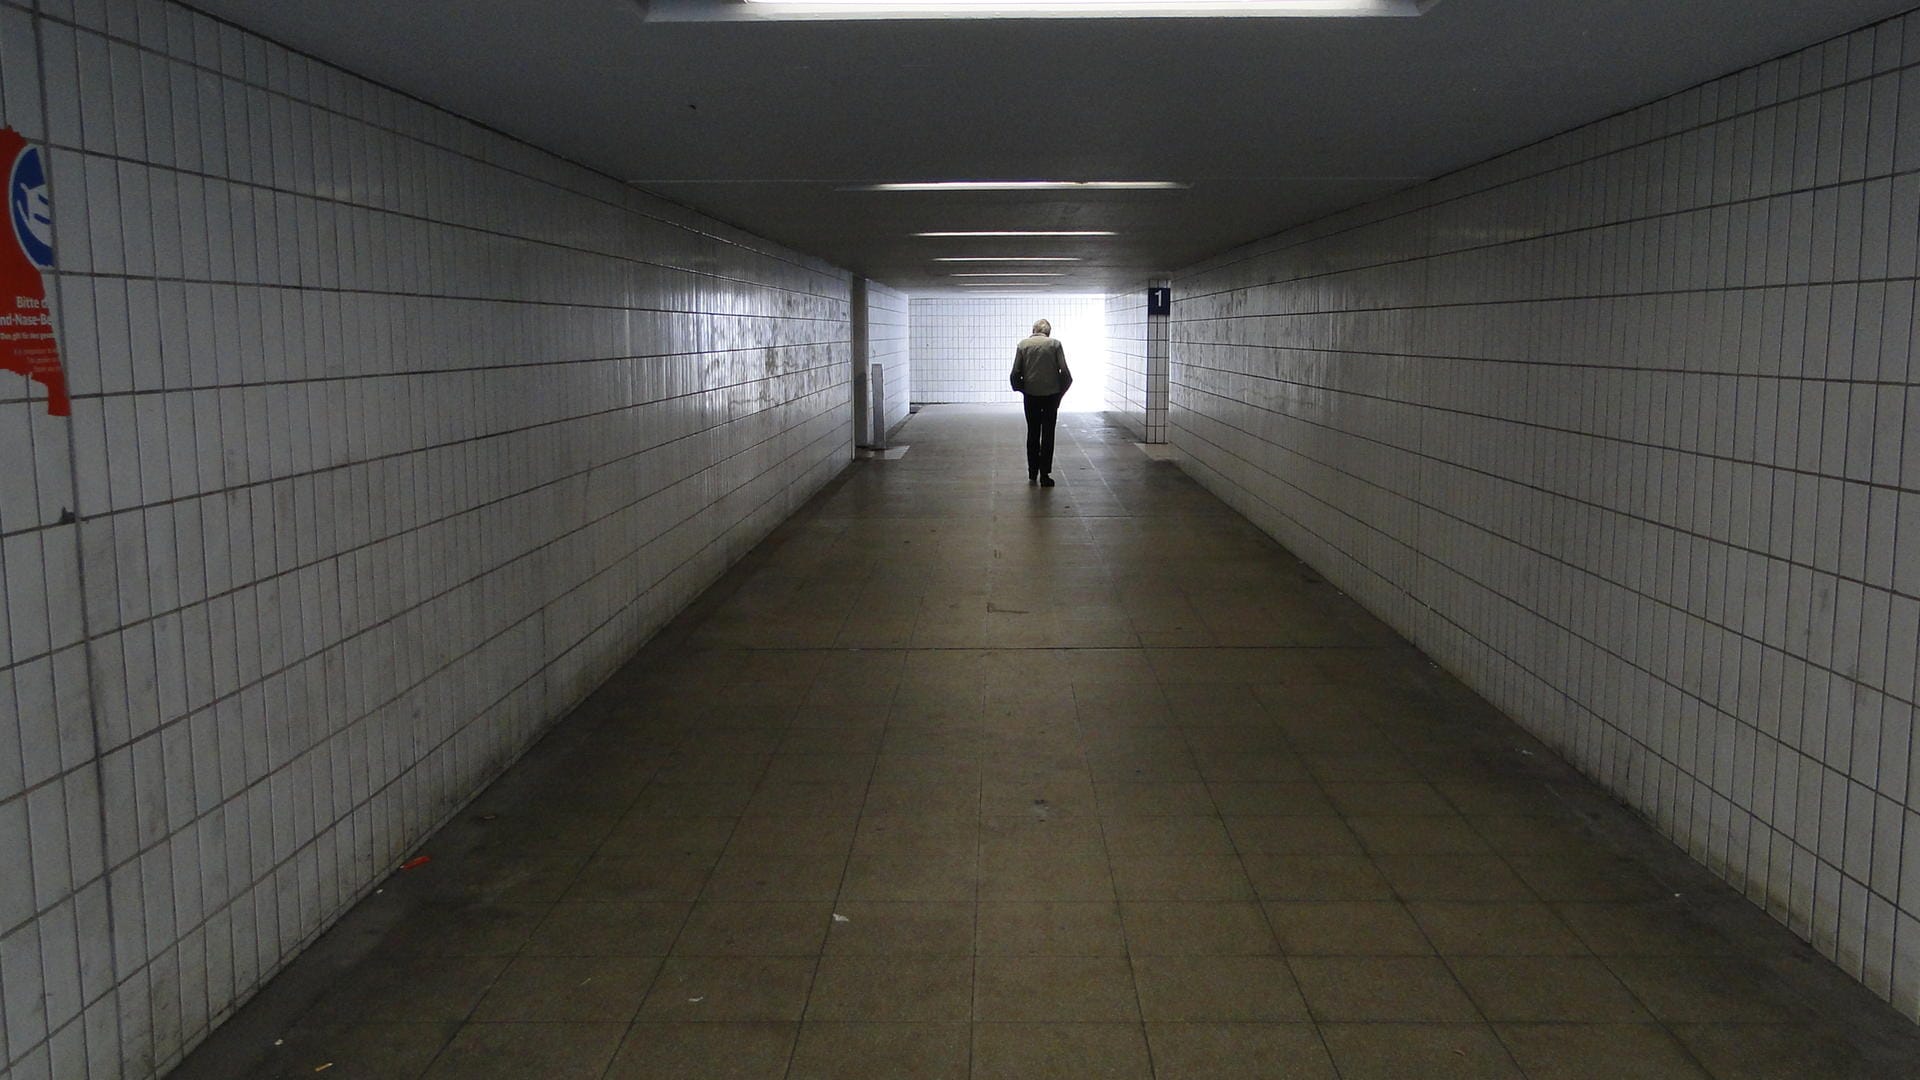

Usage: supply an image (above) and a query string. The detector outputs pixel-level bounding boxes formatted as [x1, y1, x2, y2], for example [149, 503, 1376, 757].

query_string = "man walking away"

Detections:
[1010, 318, 1073, 486]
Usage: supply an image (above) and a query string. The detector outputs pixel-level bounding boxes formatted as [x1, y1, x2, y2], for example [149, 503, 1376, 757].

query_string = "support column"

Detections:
[851, 278, 873, 448]
[1146, 280, 1170, 443]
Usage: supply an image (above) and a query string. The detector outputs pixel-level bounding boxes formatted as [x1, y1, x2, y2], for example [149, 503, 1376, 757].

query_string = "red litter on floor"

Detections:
[399, 855, 432, 871]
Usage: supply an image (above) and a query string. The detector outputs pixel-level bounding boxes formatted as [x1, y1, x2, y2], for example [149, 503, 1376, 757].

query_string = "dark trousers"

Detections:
[1023, 392, 1063, 477]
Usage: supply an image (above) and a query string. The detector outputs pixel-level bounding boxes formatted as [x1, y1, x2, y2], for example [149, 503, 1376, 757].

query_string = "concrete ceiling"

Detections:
[193, 0, 1913, 293]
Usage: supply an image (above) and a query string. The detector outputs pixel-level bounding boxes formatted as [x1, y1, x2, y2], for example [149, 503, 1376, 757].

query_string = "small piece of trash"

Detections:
[399, 855, 431, 871]
[688, 996, 706, 1003]
[273, 1039, 283, 1046]
[477, 813, 498, 822]
[832, 914, 850, 923]
[314, 1065, 334, 1074]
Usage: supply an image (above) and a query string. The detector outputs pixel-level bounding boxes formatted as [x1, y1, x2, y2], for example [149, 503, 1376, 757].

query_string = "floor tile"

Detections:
[977, 901, 1127, 955]
[1670, 1022, 1885, 1079]
[637, 956, 815, 1021]
[307, 956, 510, 1023]
[421, 1022, 625, 1079]
[1099, 815, 1236, 855]
[254, 1023, 457, 1079]
[1094, 780, 1217, 816]
[787, 1022, 969, 1080]
[604, 1022, 798, 1079]
[1371, 855, 1535, 901]
[379, 902, 547, 956]
[971, 1022, 1154, 1080]
[1409, 901, 1587, 956]
[1603, 956, 1802, 1023]
[700, 852, 848, 902]
[522, 901, 688, 956]
[1225, 816, 1362, 855]
[978, 849, 1115, 901]
[975, 956, 1142, 1020]
[1109, 855, 1254, 901]
[852, 815, 979, 855]
[1496, 1023, 1708, 1079]
[1206, 782, 1334, 816]
[1290, 956, 1481, 1021]
[1466, 814, 1596, 855]
[1322, 782, 1456, 816]
[823, 901, 977, 955]
[1130, 955, 1308, 1021]
[600, 815, 737, 856]
[805, 956, 973, 1020]
[1143, 1022, 1336, 1079]
[1265, 900, 1432, 955]
[1243, 855, 1393, 901]
[979, 813, 1105, 852]
[1451, 955, 1650, 1022]
[865, 779, 980, 818]
[1120, 901, 1280, 955]
[1318, 1023, 1522, 1079]
[1553, 902, 1739, 956]
[566, 852, 719, 902]
[723, 815, 859, 855]
[671, 901, 834, 955]
[1505, 855, 1670, 903]
[1346, 815, 1491, 855]
[840, 854, 977, 901]
[470, 955, 661, 1022]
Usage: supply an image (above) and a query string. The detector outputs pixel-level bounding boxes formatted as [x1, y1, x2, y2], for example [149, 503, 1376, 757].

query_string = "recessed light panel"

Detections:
[738, 0, 1427, 17]
[934, 257, 1081, 262]
[916, 231, 1117, 237]
[863, 180, 1184, 191]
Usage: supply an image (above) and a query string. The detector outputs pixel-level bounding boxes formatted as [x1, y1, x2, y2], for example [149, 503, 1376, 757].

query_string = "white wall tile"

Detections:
[0, 1, 855, 1076]
[1172, 7, 1920, 1021]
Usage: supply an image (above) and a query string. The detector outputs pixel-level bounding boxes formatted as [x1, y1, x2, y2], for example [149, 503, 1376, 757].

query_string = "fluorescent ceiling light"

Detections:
[742, 0, 1424, 17]
[862, 180, 1185, 191]
[916, 230, 1117, 237]
[935, 256, 1081, 262]
[950, 272, 1068, 277]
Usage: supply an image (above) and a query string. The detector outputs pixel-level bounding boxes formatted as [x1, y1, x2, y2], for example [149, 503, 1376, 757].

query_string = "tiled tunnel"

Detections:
[4, 1, 1920, 1078]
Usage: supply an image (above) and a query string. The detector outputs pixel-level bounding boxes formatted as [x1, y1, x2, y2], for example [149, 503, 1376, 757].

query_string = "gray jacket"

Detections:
[1012, 334, 1073, 397]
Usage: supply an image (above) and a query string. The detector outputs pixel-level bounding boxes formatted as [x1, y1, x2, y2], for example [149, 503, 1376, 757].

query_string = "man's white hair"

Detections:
[1032, 319, 1051, 335]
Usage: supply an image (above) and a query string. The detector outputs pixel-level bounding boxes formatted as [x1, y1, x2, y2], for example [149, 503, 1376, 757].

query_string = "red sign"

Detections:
[0, 127, 66, 416]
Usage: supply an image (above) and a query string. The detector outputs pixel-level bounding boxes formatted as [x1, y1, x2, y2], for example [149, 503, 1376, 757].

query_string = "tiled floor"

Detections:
[175, 405, 1920, 1079]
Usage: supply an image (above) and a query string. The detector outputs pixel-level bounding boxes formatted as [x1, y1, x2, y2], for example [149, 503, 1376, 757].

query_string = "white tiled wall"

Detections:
[0, 2, 852, 1077]
[1104, 288, 1145, 435]
[909, 295, 1105, 405]
[1104, 282, 1168, 442]
[1173, 11, 1920, 1017]
[861, 279, 909, 440]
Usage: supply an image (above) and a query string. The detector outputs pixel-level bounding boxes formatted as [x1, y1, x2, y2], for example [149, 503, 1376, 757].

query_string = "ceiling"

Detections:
[191, 0, 1913, 293]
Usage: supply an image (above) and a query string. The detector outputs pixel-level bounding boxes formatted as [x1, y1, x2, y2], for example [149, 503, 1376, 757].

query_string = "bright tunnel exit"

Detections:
[906, 294, 1109, 412]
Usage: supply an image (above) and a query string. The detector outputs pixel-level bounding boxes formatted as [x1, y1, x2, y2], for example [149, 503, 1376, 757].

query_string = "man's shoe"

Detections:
[1040, 475, 1056, 487]
[1028, 470, 1038, 486]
